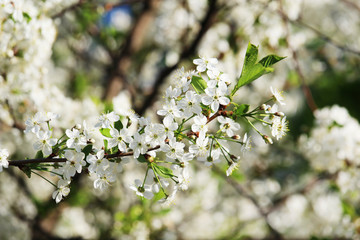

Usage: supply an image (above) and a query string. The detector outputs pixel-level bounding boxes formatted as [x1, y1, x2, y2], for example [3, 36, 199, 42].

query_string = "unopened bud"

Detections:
[126, 118, 132, 128]
[227, 111, 234, 117]
[230, 155, 239, 161]
[145, 154, 155, 163]
[260, 104, 267, 111]
[74, 124, 82, 130]
[232, 135, 241, 140]
[275, 112, 285, 117]
[263, 135, 273, 144]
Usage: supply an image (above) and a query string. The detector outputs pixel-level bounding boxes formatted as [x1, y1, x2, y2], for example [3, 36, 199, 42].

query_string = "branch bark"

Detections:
[103, 0, 161, 101]
[135, 0, 220, 115]
[212, 166, 284, 240]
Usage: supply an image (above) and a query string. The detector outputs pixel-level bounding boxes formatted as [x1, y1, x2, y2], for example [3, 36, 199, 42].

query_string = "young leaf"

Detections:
[103, 139, 108, 152]
[114, 120, 123, 131]
[19, 165, 32, 178]
[22, 12, 32, 23]
[231, 43, 285, 96]
[100, 128, 112, 138]
[258, 54, 286, 68]
[137, 155, 147, 163]
[152, 164, 175, 178]
[234, 104, 250, 116]
[35, 150, 44, 159]
[82, 144, 93, 157]
[191, 75, 207, 94]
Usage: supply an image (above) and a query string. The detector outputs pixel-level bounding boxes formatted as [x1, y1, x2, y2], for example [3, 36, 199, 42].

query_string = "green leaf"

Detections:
[82, 144, 93, 157]
[22, 12, 32, 23]
[110, 146, 118, 154]
[191, 75, 207, 94]
[137, 155, 147, 163]
[114, 120, 123, 131]
[234, 104, 250, 116]
[104, 101, 113, 112]
[19, 165, 32, 178]
[153, 191, 167, 202]
[231, 43, 285, 96]
[100, 128, 112, 138]
[342, 200, 356, 218]
[258, 54, 285, 68]
[35, 150, 43, 159]
[103, 139, 108, 152]
[152, 164, 175, 179]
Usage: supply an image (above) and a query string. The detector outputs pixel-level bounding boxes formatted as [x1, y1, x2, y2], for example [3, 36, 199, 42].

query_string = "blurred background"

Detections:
[0, 0, 360, 239]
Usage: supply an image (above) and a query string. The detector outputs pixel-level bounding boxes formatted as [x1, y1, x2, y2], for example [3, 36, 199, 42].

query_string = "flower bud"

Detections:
[232, 135, 241, 140]
[74, 124, 82, 130]
[260, 104, 267, 111]
[145, 154, 155, 163]
[275, 112, 285, 117]
[263, 135, 273, 144]
[230, 155, 239, 161]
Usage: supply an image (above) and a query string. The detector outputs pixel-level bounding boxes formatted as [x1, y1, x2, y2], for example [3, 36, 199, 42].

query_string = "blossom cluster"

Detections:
[0, 56, 288, 204]
[300, 105, 360, 200]
[300, 105, 360, 173]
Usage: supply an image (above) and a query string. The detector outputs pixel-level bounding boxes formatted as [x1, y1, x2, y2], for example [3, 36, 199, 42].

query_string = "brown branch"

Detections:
[9, 158, 67, 166]
[51, 0, 86, 19]
[103, 0, 160, 101]
[4, 99, 25, 131]
[135, 0, 220, 115]
[274, 2, 360, 56]
[340, 0, 360, 13]
[52, 0, 145, 19]
[278, 0, 318, 113]
[212, 166, 284, 240]
[8, 146, 160, 166]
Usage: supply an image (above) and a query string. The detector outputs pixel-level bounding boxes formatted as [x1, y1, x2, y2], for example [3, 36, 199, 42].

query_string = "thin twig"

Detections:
[278, 0, 318, 113]
[212, 166, 283, 240]
[136, 0, 221, 115]
[103, 0, 159, 101]
[8, 146, 161, 166]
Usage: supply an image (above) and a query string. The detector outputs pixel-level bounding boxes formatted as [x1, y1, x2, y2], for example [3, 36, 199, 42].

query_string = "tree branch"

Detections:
[103, 0, 160, 101]
[135, 0, 220, 115]
[212, 166, 284, 240]
[8, 146, 161, 166]
[278, 0, 318, 113]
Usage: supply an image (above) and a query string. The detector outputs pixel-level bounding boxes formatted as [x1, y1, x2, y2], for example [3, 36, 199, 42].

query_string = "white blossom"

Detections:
[33, 130, 57, 156]
[95, 112, 120, 128]
[52, 179, 71, 204]
[65, 128, 87, 152]
[0, 149, 9, 172]
[108, 128, 132, 152]
[217, 116, 240, 137]
[270, 86, 286, 106]
[193, 57, 218, 72]
[178, 90, 202, 117]
[86, 150, 109, 175]
[129, 179, 154, 199]
[202, 82, 230, 112]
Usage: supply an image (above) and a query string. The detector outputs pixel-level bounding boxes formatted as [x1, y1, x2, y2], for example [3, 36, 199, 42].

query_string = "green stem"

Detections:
[245, 117, 263, 137]
[142, 165, 150, 187]
[31, 170, 57, 188]
[150, 164, 168, 197]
